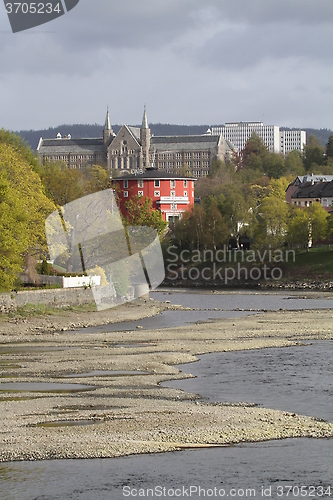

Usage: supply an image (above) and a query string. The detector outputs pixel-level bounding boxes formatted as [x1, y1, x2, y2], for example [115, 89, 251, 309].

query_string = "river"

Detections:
[0, 290, 332, 499]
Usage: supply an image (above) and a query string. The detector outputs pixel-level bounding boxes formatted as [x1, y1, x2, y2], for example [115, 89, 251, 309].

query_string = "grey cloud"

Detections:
[0, 0, 332, 130]
[184, 21, 333, 71]
[0, 0, 332, 76]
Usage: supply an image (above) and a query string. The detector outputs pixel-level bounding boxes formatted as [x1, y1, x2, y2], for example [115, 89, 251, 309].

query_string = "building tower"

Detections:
[103, 107, 113, 144]
[140, 105, 151, 168]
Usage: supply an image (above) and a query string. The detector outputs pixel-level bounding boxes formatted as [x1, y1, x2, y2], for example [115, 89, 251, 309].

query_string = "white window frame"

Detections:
[123, 180, 128, 188]
[170, 180, 176, 189]
[138, 190, 144, 197]
[154, 191, 160, 197]
[138, 180, 144, 188]
[154, 180, 160, 188]
[123, 191, 128, 197]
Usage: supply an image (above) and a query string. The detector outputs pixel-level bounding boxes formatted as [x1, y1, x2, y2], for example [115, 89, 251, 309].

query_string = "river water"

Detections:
[1, 290, 332, 499]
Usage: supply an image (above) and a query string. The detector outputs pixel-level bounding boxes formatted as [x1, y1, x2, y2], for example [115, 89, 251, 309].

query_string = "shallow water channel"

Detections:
[80, 289, 333, 333]
[0, 290, 332, 499]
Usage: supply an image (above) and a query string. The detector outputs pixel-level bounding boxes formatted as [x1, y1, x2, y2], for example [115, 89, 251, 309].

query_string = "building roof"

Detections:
[291, 181, 330, 200]
[123, 125, 141, 145]
[113, 169, 196, 181]
[37, 137, 105, 155]
[150, 134, 225, 153]
[321, 180, 333, 198]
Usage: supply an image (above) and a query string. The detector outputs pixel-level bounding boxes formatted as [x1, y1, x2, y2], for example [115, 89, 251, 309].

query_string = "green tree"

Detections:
[327, 214, 333, 241]
[287, 203, 328, 249]
[286, 206, 309, 248]
[241, 133, 269, 168]
[263, 153, 287, 179]
[0, 129, 40, 173]
[125, 196, 167, 235]
[83, 165, 110, 194]
[308, 202, 329, 244]
[303, 135, 325, 172]
[285, 150, 305, 176]
[253, 195, 288, 250]
[325, 135, 333, 159]
[268, 177, 291, 199]
[204, 201, 229, 250]
[0, 142, 55, 291]
[180, 163, 193, 177]
[39, 161, 86, 206]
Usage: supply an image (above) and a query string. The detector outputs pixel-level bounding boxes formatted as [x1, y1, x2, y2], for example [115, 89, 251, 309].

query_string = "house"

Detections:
[286, 174, 333, 203]
[113, 169, 196, 222]
[291, 180, 333, 213]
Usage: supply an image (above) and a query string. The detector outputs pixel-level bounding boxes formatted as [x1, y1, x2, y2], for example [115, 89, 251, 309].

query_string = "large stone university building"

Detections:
[37, 108, 234, 178]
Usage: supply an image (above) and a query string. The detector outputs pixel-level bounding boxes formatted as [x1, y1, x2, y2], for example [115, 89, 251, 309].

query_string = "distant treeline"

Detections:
[17, 124, 332, 151]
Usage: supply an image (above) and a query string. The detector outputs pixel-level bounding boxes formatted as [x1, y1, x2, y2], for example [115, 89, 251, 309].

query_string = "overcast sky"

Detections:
[1, 0, 332, 131]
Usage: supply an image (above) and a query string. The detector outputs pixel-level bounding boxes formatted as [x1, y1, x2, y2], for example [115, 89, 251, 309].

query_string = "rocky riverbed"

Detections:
[0, 298, 332, 462]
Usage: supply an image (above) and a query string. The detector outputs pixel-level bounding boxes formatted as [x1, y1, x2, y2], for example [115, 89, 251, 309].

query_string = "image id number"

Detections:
[5, 3, 62, 14]
[276, 485, 332, 497]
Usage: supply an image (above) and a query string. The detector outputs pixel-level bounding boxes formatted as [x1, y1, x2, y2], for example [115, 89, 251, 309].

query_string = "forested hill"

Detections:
[17, 124, 332, 151]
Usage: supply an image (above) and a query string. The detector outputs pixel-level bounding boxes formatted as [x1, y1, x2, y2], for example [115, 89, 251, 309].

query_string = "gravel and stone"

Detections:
[0, 297, 332, 462]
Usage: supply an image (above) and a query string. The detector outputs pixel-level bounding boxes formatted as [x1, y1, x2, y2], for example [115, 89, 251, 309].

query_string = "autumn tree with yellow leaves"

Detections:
[0, 131, 55, 291]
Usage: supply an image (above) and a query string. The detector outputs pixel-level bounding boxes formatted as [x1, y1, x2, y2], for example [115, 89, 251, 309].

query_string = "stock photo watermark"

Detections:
[45, 189, 165, 311]
[123, 483, 332, 497]
[166, 245, 296, 284]
[4, 0, 79, 32]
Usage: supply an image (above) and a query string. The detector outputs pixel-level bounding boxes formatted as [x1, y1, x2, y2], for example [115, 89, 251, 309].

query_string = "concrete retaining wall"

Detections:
[0, 287, 95, 314]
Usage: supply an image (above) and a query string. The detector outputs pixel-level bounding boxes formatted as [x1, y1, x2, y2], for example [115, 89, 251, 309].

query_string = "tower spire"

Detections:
[103, 106, 113, 144]
[142, 104, 149, 129]
[140, 105, 151, 169]
[105, 106, 111, 131]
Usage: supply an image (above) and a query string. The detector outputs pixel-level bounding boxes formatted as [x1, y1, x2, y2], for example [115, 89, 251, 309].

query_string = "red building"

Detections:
[114, 169, 196, 222]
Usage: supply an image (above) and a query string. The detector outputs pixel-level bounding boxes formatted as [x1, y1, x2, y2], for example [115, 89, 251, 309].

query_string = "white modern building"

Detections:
[279, 129, 306, 155]
[210, 122, 306, 155]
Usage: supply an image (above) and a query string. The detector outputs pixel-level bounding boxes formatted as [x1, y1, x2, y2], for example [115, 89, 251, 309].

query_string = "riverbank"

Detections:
[162, 277, 333, 290]
[0, 296, 332, 462]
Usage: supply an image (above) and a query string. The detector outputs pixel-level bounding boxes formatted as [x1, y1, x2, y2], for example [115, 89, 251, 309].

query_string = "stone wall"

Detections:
[0, 287, 95, 314]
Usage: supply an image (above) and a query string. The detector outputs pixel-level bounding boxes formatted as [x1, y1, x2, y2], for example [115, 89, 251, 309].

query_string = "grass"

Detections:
[164, 246, 333, 283]
[7, 302, 97, 319]
[284, 247, 333, 280]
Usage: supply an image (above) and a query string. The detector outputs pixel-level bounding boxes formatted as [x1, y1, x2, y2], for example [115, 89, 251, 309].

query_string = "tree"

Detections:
[218, 185, 254, 249]
[308, 202, 329, 244]
[287, 203, 328, 249]
[263, 153, 287, 179]
[285, 150, 305, 176]
[240, 133, 269, 171]
[253, 195, 288, 250]
[0, 141, 55, 291]
[327, 214, 333, 242]
[125, 196, 167, 235]
[286, 206, 309, 248]
[204, 201, 229, 250]
[180, 163, 193, 177]
[268, 177, 291, 199]
[83, 165, 110, 194]
[39, 161, 86, 206]
[0, 129, 40, 173]
[303, 135, 325, 172]
[325, 135, 333, 159]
